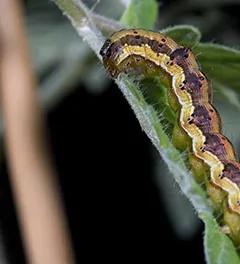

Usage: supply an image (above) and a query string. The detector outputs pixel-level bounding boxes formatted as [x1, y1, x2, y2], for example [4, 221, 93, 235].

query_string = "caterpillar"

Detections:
[99, 29, 240, 245]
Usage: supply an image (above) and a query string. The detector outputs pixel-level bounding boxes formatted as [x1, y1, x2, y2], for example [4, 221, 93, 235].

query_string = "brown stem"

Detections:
[0, 1, 75, 263]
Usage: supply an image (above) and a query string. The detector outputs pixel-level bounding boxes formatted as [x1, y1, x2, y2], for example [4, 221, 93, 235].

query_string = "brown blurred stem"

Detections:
[0, 1, 75, 264]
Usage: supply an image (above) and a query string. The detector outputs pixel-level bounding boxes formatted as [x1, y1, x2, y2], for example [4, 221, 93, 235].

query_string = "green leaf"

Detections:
[117, 75, 211, 213]
[120, 0, 158, 29]
[194, 43, 240, 92]
[139, 78, 175, 126]
[200, 213, 240, 264]
[213, 81, 240, 111]
[161, 25, 201, 47]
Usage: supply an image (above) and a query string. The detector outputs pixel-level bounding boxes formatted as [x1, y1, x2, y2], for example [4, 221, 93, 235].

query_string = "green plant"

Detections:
[52, 0, 240, 262]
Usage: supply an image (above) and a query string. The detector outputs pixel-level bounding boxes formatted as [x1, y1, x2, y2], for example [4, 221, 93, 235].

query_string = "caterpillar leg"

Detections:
[224, 202, 240, 245]
[188, 153, 207, 183]
[171, 118, 190, 151]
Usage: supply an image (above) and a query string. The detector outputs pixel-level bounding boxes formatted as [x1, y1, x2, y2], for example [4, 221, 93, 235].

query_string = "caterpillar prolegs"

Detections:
[100, 29, 240, 245]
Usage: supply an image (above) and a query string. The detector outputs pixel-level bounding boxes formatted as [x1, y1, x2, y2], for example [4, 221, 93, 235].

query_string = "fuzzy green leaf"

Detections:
[117, 76, 211, 213]
[200, 213, 240, 264]
[161, 25, 201, 47]
[194, 43, 240, 92]
[213, 81, 240, 111]
[120, 0, 158, 29]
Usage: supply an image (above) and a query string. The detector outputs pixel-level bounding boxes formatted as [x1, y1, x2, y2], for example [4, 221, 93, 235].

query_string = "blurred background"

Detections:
[1, 0, 240, 263]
